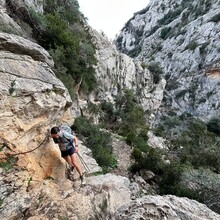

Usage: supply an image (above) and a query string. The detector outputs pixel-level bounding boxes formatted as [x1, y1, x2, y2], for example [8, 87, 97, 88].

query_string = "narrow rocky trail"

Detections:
[111, 134, 132, 177]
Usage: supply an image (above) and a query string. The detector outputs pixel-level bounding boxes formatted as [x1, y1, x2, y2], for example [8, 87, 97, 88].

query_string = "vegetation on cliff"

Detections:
[6, 0, 97, 98]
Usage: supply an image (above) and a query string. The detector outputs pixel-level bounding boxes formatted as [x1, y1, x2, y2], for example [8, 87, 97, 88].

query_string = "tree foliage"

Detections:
[73, 116, 117, 172]
[130, 115, 220, 212]
[99, 89, 149, 151]
[29, 0, 97, 96]
[147, 62, 163, 84]
[207, 116, 220, 136]
[171, 119, 220, 172]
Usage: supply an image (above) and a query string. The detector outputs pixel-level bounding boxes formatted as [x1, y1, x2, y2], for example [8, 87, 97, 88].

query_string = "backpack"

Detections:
[59, 124, 74, 136]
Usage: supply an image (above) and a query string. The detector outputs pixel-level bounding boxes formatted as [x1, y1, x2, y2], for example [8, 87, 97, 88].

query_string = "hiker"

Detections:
[50, 126, 85, 184]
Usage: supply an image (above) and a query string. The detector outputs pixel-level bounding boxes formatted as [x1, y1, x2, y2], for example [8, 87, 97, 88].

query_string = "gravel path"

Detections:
[111, 134, 132, 177]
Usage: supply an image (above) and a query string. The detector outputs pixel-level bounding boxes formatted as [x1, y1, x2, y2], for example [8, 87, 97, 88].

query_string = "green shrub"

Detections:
[153, 126, 166, 137]
[144, 117, 220, 209]
[158, 8, 182, 25]
[98, 90, 149, 153]
[73, 117, 117, 172]
[175, 89, 188, 99]
[27, 0, 98, 96]
[167, 52, 173, 58]
[161, 3, 165, 11]
[29, 8, 47, 30]
[210, 12, 220, 22]
[207, 117, 220, 136]
[163, 116, 181, 128]
[198, 97, 206, 103]
[8, 80, 16, 96]
[186, 41, 199, 51]
[159, 162, 184, 195]
[130, 147, 165, 174]
[181, 168, 220, 213]
[154, 116, 220, 171]
[165, 79, 180, 91]
[131, 136, 150, 153]
[172, 119, 220, 172]
[88, 102, 100, 116]
[0, 24, 18, 34]
[58, 216, 69, 220]
[206, 90, 214, 98]
[147, 62, 163, 84]
[160, 27, 172, 40]
[188, 82, 198, 103]
[141, 62, 148, 69]
[199, 42, 209, 54]
[0, 156, 17, 171]
[73, 116, 95, 137]
[205, 0, 212, 12]
[128, 45, 142, 58]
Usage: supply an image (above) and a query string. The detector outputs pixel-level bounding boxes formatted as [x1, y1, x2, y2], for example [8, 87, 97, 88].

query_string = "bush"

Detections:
[186, 41, 199, 51]
[147, 62, 163, 84]
[207, 117, 220, 136]
[181, 168, 220, 213]
[130, 147, 165, 174]
[154, 117, 220, 170]
[199, 42, 209, 54]
[163, 116, 181, 128]
[133, 137, 150, 152]
[175, 89, 188, 99]
[0, 156, 17, 171]
[114, 90, 150, 150]
[73, 116, 95, 137]
[160, 27, 172, 40]
[73, 117, 117, 172]
[88, 102, 100, 116]
[210, 12, 220, 22]
[28, 0, 98, 96]
[159, 162, 184, 195]
[158, 8, 182, 25]
[172, 119, 220, 172]
[100, 101, 116, 123]
[135, 116, 220, 211]
[153, 126, 166, 137]
[167, 52, 173, 58]
[98, 90, 149, 143]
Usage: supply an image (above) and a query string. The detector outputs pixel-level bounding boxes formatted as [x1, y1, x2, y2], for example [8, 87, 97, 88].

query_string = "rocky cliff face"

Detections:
[116, 0, 220, 121]
[0, 30, 113, 220]
[0, 32, 72, 176]
[114, 195, 220, 220]
[85, 29, 166, 121]
[1, 0, 220, 219]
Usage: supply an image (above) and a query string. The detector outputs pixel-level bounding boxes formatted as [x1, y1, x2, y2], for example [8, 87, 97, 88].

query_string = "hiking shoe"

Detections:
[80, 174, 86, 185]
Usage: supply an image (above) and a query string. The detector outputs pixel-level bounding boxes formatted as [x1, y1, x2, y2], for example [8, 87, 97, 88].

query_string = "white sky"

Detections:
[77, 0, 150, 40]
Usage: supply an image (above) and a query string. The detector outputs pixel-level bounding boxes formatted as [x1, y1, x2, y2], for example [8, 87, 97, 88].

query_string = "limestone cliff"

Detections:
[89, 29, 165, 118]
[0, 7, 132, 218]
[0, 32, 72, 178]
[116, 0, 220, 121]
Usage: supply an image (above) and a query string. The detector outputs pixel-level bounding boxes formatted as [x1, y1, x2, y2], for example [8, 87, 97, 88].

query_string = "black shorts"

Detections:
[61, 146, 75, 157]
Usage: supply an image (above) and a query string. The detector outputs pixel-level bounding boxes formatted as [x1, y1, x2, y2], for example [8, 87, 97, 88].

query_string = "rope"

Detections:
[10, 130, 50, 156]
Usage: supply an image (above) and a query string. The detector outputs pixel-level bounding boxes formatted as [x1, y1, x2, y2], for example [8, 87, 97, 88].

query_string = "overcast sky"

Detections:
[77, 0, 150, 39]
